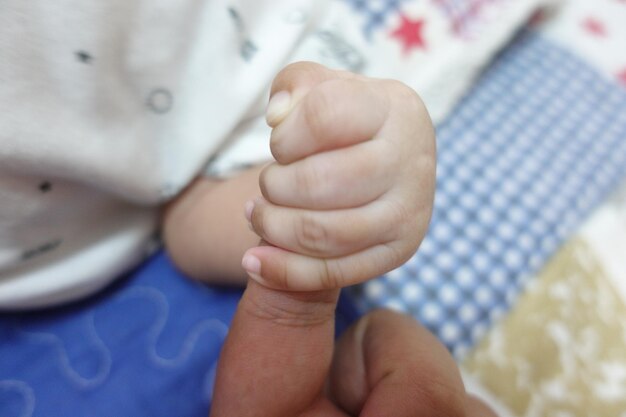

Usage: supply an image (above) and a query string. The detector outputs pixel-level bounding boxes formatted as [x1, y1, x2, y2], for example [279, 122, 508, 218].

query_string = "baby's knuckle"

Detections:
[269, 130, 287, 163]
[387, 218, 426, 264]
[272, 61, 326, 92]
[386, 200, 413, 230]
[250, 205, 266, 238]
[377, 138, 403, 170]
[258, 166, 272, 200]
[275, 61, 309, 80]
[383, 80, 432, 129]
[302, 85, 340, 139]
[413, 210, 431, 242]
[319, 259, 346, 289]
[295, 214, 329, 254]
[382, 241, 408, 270]
[419, 123, 437, 161]
[294, 162, 322, 202]
[418, 151, 437, 178]
[385, 79, 424, 108]
[294, 163, 314, 201]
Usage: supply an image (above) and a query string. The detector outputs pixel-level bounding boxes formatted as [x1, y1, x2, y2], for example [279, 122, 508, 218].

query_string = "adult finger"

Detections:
[209, 280, 340, 417]
[466, 395, 499, 417]
[328, 309, 467, 417]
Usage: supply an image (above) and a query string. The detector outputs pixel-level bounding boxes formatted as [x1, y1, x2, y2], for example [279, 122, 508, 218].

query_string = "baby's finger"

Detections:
[241, 239, 418, 291]
[270, 78, 390, 165]
[267, 62, 360, 127]
[260, 138, 397, 210]
[248, 198, 397, 259]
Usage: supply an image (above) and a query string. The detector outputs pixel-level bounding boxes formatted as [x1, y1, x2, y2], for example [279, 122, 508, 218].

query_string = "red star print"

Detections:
[528, 9, 546, 27]
[391, 14, 427, 55]
[618, 68, 626, 85]
[582, 17, 607, 37]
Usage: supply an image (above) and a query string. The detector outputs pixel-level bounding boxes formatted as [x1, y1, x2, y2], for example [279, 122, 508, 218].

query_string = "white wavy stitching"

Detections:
[14, 285, 228, 396]
[101, 286, 228, 368]
[202, 359, 219, 404]
[0, 380, 35, 417]
[16, 317, 112, 389]
[150, 319, 228, 368]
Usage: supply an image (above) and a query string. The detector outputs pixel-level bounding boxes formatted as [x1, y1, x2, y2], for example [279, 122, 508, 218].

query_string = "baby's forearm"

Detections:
[163, 165, 264, 285]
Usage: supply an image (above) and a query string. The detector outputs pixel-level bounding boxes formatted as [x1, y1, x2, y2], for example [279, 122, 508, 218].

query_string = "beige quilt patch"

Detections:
[464, 240, 626, 416]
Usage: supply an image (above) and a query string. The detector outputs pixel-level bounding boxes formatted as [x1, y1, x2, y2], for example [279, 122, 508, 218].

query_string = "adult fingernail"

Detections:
[266, 91, 291, 127]
[244, 200, 255, 222]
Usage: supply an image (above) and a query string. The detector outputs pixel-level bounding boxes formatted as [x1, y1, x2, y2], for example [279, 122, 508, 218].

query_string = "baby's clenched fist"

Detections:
[242, 62, 435, 291]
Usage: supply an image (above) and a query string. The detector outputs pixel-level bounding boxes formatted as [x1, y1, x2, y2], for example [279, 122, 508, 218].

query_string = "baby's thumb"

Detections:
[266, 61, 358, 127]
[209, 279, 339, 417]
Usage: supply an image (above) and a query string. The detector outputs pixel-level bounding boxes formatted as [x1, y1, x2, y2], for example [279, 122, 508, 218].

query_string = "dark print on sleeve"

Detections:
[38, 181, 52, 193]
[146, 88, 174, 114]
[21, 239, 62, 261]
[227, 6, 258, 62]
[75, 50, 93, 64]
[316, 30, 367, 73]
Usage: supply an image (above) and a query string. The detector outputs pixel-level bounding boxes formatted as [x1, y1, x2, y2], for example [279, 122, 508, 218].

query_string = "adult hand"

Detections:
[209, 280, 497, 417]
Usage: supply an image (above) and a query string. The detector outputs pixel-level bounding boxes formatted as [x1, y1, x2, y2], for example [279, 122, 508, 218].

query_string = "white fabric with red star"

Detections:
[0, 0, 548, 309]
[534, 0, 626, 86]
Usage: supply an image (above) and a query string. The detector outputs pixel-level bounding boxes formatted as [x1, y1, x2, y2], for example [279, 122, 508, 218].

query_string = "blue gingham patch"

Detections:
[341, 0, 409, 39]
[351, 30, 626, 358]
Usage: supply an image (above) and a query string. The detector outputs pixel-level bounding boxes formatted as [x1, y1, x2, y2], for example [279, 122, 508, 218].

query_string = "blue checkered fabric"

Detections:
[351, 31, 626, 358]
[341, 0, 504, 39]
[341, 0, 409, 39]
[431, 0, 507, 37]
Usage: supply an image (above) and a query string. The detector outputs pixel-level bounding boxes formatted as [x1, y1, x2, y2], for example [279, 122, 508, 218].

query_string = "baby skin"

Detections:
[164, 62, 496, 415]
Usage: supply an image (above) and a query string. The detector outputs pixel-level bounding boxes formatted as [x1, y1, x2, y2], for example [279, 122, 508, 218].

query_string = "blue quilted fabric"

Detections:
[352, 30, 626, 358]
[0, 252, 359, 417]
[0, 253, 239, 417]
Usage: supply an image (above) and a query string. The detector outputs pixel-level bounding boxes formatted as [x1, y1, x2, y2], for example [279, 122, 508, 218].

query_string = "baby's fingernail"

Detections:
[266, 91, 291, 127]
[242, 253, 262, 276]
[244, 200, 255, 222]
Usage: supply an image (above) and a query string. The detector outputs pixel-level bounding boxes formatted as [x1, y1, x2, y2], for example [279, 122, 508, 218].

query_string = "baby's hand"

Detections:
[242, 62, 435, 291]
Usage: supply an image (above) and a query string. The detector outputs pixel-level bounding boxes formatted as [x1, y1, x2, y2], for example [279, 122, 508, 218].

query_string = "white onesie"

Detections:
[0, 0, 543, 309]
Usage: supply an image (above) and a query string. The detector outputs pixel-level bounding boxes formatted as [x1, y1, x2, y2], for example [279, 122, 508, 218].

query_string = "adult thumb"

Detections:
[210, 279, 340, 417]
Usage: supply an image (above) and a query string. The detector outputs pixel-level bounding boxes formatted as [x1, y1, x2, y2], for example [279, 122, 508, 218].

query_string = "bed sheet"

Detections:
[353, 28, 626, 358]
[456, 2, 626, 415]
[3, 8, 626, 417]
[0, 252, 359, 417]
[463, 183, 626, 416]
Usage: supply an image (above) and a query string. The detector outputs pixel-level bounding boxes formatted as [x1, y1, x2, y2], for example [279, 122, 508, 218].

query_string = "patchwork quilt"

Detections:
[2, 0, 625, 415]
